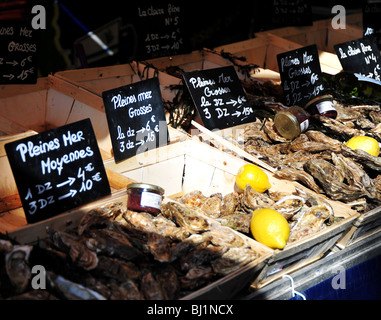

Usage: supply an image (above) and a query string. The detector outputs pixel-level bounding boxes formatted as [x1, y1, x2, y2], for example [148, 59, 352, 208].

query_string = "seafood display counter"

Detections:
[1, 13, 380, 300]
[104, 138, 359, 289]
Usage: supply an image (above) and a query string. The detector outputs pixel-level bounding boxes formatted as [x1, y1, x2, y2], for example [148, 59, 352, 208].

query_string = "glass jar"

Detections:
[127, 183, 165, 215]
[304, 95, 337, 119]
[274, 106, 310, 140]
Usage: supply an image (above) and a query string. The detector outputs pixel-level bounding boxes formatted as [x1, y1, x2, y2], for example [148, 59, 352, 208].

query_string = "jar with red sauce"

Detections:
[127, 183, 165, 215]
[304, 95, 337, 119]
[274, 106, 310, 140]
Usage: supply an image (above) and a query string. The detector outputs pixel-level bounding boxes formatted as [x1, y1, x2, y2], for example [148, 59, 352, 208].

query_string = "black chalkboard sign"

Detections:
[5, 119, 111, 224]
[277, 44, 325, 107]
[0, 20, 39, 84]
[183, 66, 254, 130]
[363, 0, 381, 50]
[334, 36, 381, 81]
[102, 77, 169, 163]
[133, 1, 189, 60]
[270, 0, 312, 27]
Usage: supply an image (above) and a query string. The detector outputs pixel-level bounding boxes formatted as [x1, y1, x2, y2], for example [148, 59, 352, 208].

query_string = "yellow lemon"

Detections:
[235, 164, 271, 193]
[345, 136, 380, 157]
[250, 208, 290, 249]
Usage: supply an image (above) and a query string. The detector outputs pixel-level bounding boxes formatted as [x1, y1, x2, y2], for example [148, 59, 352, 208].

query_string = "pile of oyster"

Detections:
[0, 202, 260, 300]
[176, 185, 335, 244]
[220, 104, 381, 212]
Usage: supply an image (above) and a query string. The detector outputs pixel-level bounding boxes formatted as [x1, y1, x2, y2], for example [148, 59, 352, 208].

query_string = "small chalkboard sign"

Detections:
[134, 1, 189, 60]
[5, 119, 111, 224]
[183, 66, 254, 130]
[102, 77, 169, 163]
[277, 44, 325, 107]
[363, 0, 381, 50]
[0, 20, 39, 84]
[270, 0, 312, 27]
[334, 36, 381, 80]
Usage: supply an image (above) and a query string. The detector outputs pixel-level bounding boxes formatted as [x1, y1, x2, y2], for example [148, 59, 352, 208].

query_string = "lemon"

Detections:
[345, 136, 380, 157]
[235, 164, 271, 193]
[250, 208, 290, 249]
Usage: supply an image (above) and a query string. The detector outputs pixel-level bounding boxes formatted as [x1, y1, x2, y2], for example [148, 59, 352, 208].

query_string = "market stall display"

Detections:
[0, 11, 380, 300]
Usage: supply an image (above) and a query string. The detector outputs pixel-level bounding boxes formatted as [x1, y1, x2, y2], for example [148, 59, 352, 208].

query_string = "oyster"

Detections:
[161, 202, 210, 233]
[272, 195, 305, 220]
[48, 230, 98, 271]
[241, 185, 275, 212]
[77, 202, 124, 236]
[305, 130, 342, 153]
[199, 193, 222, 218]
[46, 271, 106, 300]
[155, 264, 180, 300]
[216, 212, 251, 234]
[94, 256, 140, 281]
[288, 204, 333, 243]
[274, 166, 323, 194]
[180, 243, 227, 272]
[140, 271, 167, 300]
[211, 247, 259, 275]
[180, 266, 215, 290]
[220, 192, 241, 216]
[5, 245, 32, 293]
[341, 145, 381, 172]
[331, 153, 378, 199]
[85, 228, 143, 261]
[176, 190, 207, 209]
[303, 159, 364, 202]
[203, 227, 246, 248]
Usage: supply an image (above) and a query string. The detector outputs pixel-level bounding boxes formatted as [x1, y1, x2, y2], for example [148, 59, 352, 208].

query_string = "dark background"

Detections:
[0, 0, 364, 75]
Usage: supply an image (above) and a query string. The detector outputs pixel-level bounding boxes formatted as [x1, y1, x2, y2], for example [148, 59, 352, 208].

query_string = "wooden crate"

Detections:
[195, 120, 381, 261]
[0, 71, 186, 213]
[104, 137, 359, 289]
[214, 33, 343, 75]
[54, 61, 182, 103]
[7, 188, 272, 300]
[337, 207, 381, 248]
[255, 14, 363, 54]
[144, 48, 281, 82]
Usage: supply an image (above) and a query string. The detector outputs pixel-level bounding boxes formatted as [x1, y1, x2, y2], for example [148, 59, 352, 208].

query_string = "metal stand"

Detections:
[238, 231, 381, 300]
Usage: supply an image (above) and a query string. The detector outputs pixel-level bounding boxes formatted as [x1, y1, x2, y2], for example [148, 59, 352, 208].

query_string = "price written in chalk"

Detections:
[0, 22, 39, 84]
[5, 119, 111, 224]
[277, 44, 326, 107]
[102, 77, 169, 163]
[183, 66, 254, 130]
[334, 37, 381, 80]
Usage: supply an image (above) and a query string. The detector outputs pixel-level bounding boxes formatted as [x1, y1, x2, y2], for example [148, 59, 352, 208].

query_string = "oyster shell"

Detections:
[161, 202, 211, 233]
[303, 159, 364, 202]
[211, 247, 259, 275]
[77, 202, 123, 236]
[241, 185, 275, 212]
[274, 166, 323, 194]
[5, 245, 32, 293]
[216, 212, 251, 234]
[272, 195, 305, 220]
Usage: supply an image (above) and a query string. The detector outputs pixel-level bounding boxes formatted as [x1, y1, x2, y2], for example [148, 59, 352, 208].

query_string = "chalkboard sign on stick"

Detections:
[183, 66, 254, 130]
[5, 119, 111, 224]
[277, 44, 325, 107]
[102, 77, 169, 163]
[334, 36, 381, 80]
[0, 20, 39, 84]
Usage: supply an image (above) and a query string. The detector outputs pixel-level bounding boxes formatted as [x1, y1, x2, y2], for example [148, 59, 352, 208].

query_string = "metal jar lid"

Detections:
[127, 183, 165, 195]
[274, 110, 301, 140]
